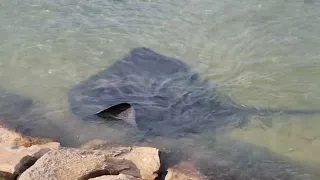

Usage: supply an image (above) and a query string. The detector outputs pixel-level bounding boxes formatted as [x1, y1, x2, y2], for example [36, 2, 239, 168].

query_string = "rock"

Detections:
[81, 139, 160, 180]
[18, 148, 140, 180]
[18, 146, 160, 180]
[0, 142, 60, 180]
[89, 174, 141, 180]
[0, 123, 54, 147]
[0, 124, 60, 179]
[165, 162, 206, 180]
[118, 147, 160, 180]
[0, 124, 23, 145]
[0, 171, 13, 180]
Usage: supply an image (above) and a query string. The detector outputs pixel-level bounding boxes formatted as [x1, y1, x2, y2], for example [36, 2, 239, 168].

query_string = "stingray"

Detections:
[68, 47, 320, 138]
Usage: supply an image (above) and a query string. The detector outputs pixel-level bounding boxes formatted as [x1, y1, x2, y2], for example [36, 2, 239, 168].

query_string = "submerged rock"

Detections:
[165, 162, 206, 180]
[0, 123, 55, 147]
[80, 139, 125, 150]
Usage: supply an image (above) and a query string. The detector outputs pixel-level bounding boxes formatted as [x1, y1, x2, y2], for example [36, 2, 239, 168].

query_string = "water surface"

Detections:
[1, 0, 320, 179]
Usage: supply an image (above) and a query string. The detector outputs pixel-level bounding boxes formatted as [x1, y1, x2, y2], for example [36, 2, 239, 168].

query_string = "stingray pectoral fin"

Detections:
[95, 103, 137, 127]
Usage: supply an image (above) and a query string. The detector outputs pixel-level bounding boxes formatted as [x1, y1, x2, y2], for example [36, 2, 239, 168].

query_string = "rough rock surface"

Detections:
[81, 139, 160, 180]
[165, 162, 206, 180]
[0, 123, 54, 147]
[0, 124, 60, 179]
[18, 146, 160, 180]
[89, 174, 141, 180]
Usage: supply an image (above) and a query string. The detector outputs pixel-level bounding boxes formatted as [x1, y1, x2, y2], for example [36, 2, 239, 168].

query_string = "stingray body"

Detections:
[68, 47, 319, 138]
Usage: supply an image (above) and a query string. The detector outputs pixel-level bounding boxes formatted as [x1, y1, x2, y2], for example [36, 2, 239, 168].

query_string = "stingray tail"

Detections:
[243, 106, 320, 116]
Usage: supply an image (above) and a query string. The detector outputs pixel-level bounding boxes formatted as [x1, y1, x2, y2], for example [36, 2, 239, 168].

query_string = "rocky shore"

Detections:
[0, 124, 205, 180]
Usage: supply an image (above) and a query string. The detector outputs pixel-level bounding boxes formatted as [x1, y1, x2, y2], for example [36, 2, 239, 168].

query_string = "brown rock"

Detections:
[165, 162, 206, 180]
[89, 174, 141, 180]
[118, 147, 160, 180]
[0, 171, 13, 180]
[0, 124, 23, 145]
[0, 142, 60, 180]
[15, 136, 54, 147]
[0, 124, 54, 147]
[18, 146, 160, 180]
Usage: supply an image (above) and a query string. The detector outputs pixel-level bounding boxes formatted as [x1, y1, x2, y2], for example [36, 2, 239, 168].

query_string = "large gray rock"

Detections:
[18, 146, 160, 180]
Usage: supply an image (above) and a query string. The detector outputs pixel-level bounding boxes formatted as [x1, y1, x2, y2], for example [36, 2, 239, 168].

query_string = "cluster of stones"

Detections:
[0, 124, 205, 180]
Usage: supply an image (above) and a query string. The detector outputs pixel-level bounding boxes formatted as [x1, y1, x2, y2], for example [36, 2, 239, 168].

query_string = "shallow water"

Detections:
[1, 0, 320, 179]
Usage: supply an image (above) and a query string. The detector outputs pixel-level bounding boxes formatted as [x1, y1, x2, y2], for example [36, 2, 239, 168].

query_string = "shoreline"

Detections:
[0, 124, 205, 180]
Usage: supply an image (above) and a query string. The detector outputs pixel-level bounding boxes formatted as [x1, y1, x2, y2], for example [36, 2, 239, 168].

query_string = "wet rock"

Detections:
[0, 123, 54, 147]
[0, 142, 60, 180]
[0, 124, 21, 144]
[80, 139, 125, 150]
[89, 174, 141, 180]
[18, 146, 160, 180]
[165, 162, 206, 180]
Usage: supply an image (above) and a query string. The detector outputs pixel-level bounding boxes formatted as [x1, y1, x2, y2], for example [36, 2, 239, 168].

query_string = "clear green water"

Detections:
[1, 0, 320, 179]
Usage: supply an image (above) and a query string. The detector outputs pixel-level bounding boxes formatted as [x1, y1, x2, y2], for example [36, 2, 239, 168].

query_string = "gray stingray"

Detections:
[68, 47, 320, 138]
